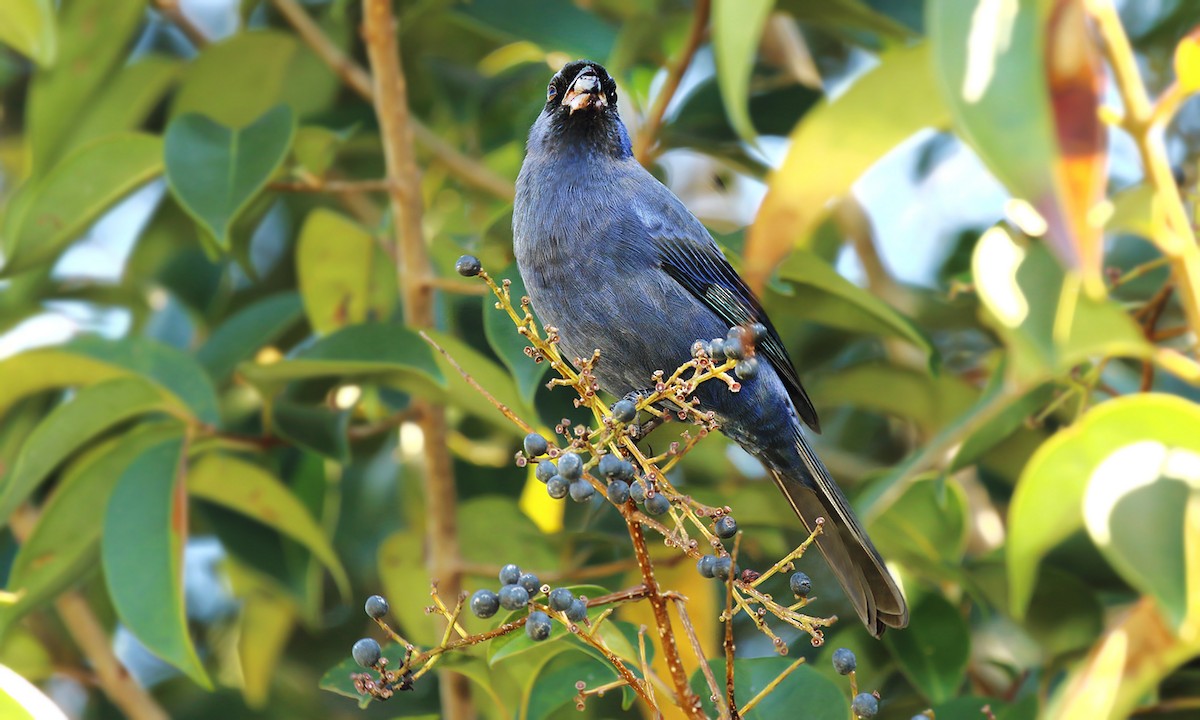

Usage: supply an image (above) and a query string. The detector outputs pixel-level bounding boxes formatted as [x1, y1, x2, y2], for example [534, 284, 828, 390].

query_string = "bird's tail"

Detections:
[766, 430, 908, 637]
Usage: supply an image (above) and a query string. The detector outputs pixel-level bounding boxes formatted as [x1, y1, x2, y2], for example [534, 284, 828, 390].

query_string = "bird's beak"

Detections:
[562, 67, 607, 115]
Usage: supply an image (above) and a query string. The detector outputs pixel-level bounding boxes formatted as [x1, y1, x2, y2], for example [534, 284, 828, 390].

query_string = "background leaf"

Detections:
[0, 0, 56, 66]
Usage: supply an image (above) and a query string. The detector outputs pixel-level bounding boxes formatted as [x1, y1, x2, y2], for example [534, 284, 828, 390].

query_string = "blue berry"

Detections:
[629, 478, 648, 503]
[470, 589, 500, 618]
[455, 255, 482, 277]
[696, 555, 717, 578]
[546, 475, 569, 499]
[725, 328, 746, 359]
[565, 599, 588, 622]
[613, 459, 635, 480]
[852, 693, 878, 719]
[597, 454, 623, 477]
[643, 492, 670, 515]
[712, 556, 733, 580]
[612, 399, 637, 423]
[569, 479, 595, 502]
[535, 461, 557, 483]
[364, 595, 389, 619]
[498, 584, 530, 610]
[548, 588, 575, 612]
[557, 452, 583, 480]
[498, 564, 521, 586]
[749, 322, 767, 341]
[607, 480, 630, 504]
[526, 610, 552, 641]
[352, 638, 382, 668]
[708, 338, 725, 358]
[518, 572, 541, 595]
[714, 516, 738, 539]
[832, 647, 857, 675]
[790, 571, 812, 598]
[735, 357, 759, 379]
[523, 433, 549, 457]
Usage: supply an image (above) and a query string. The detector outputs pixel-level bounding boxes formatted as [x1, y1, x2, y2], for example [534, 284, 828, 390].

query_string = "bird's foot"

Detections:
[629, 415, 666, 441]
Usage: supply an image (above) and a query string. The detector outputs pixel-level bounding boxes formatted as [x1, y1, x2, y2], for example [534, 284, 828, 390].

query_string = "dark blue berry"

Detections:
[712, 557, 733, 580]
[523, 433, 549, 457]
[696, 555, 717, 578]
[607, 480, 630, 504]
[565, 599, 588, 622]
[852, 693, 878, 719]
[708, 338, 725, 358]
[498, 584, 530, 610]
[546, 475, 569, 499]
[629, 479, 648, 503]
[470, 589, 500, 618]
[749, 322, 767, 341]
[352, 638, 382, 668]
[455, 255, 482, 277]
[725, 328, 746, 359]
[691, 340, 707, 357]
[548, 587, 574, 612]
[364, 595, 389, 619]
[611, 399, 637, 423]
[598, 454, 623, 477]
[557, 452, 583, 480]
[569, 479, 595, 502]
[518, 572, 541, 595]
[614, 459, 635, 480]
[832, 647, 857, 675]
[790, 571, 812, 598]
[526, 610, 552, 641]
[535, 461, 557, 483]
[714, 516, 738, 539]
[735, 357, 759, 379]
[498, 564, 521, 586]
[643, 492, 670, 515]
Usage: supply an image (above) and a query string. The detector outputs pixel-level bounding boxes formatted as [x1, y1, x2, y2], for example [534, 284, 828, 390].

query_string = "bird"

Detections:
[512, 60, 908, 636]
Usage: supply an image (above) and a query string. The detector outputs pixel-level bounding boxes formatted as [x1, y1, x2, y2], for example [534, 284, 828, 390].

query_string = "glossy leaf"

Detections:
[102, 435, 210, 687]
[423, 330, 536, 436]
[453, 0, 617, 59]
[0, 425, 184, 636]
[526, 654, 627, 720]
[64, 55, 182, 158]
[229, 567, 298, 709]
[0, 377, 181, 528]
[165, 105, 295, 249]
[188, 453, 350, 597]
[952, 382, 1054, 470]
[690, 659, 848, 719]
[712, 0, 775, 141]
[883, 593, 970, 703]
[1008, 394, 1200, 620]
[867, 475, 969, 579]
[196, 293, 304, 381]
[746, 43, 949, 287]
[2, 134, 163, 275]
[0, 0, 55, 66]
[483, 262, 548, 404]
[813, 361, 975, 434]
[296, 208, 395, 335]
[377, 528, 440, 647]
[272, 400, 351, 462]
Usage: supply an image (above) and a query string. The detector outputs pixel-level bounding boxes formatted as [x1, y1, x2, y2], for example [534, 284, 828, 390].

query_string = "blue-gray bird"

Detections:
[513, 61, 908, 636]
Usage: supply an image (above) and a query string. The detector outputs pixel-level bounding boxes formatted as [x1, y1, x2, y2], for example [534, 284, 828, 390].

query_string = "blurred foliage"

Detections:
[0, 0, 1198, 718]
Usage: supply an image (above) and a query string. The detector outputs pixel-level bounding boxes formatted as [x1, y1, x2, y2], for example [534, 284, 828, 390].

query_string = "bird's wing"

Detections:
[649, 228, 821, 433]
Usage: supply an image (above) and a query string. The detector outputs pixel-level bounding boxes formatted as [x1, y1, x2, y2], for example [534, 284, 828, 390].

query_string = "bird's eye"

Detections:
[546, 83, 558, 102]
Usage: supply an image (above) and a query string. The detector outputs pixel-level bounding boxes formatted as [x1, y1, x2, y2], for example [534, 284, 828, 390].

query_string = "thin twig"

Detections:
[421, 330, 537, 434]
[153, 0, 209, 47]
[633, 0, 711, 166]
[724, 533, 741, 720]
[672, 595, 727, 718]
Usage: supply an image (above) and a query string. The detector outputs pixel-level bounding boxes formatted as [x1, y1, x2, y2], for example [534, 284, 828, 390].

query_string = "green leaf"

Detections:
[63, 55, 182, 159]
[234, 578, 296, 709]
[0, 424, 184, 636]
[951, 382, 1054, 470]
[777, 250, 936, 363]
[272, 400, 351, 462]
[196, 293, 304, 381]
[422, 330, 535, 437]
[377, 528, 440, 647]
[102, 435, 210, 687]
[747, 43, 949, 282]
[296, 208, 395, 335]
[453, 0, 617, 59]
[483, 263, 548, 404]
[882, 593, 969, 703]
[24, 0, 145, 171]
[812, 362, 975, 433]
[690, 659, 848, 719]
[2, 133, 163, 275]
[712, 0, 775, 141]
[866, 475, 969, 579]
[237, 324, 444, 394]
[188, 453, 350, 598]
[0, 377, 182, 529]
[781, 0, 915, 42]
[0, 0, 56, 66]
[526, 654, 625, 720]
[165, 105, 296, 250]
[170, 31, 339, 128]
[972, 562, 1103, 662]
[318, 640, 408, 705]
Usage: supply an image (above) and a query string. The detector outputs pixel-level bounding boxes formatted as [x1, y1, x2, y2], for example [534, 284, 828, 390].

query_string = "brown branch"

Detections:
[271, 0, 515, 200]
[10, 509, 168, 720]
[361, 2, 471, 717]
[153, 0, 209, 48]
[672, 595, 726, 718]
[270, 178, 392, 193]
[724, 533, 741, 720]
[633, 0, 711, 166]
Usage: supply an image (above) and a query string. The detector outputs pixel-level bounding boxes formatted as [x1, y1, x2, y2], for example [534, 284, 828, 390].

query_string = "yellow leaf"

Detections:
[1176, 30, 1200, 93]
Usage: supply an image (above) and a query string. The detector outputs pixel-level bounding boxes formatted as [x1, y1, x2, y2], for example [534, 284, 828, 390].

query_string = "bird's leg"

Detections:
[618, 389, 668, 440]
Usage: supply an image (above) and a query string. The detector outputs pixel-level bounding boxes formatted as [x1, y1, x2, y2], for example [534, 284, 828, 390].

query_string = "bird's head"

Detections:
[528, 60, 631, 159]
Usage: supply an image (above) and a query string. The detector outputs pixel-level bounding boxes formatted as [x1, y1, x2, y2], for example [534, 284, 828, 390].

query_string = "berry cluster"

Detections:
[828, 646, 886, 719]
[346, 595, 412, 700]
[690, 323, 767, 380]
[470, 564, 589, 642]
[523, 430, 677, 516]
